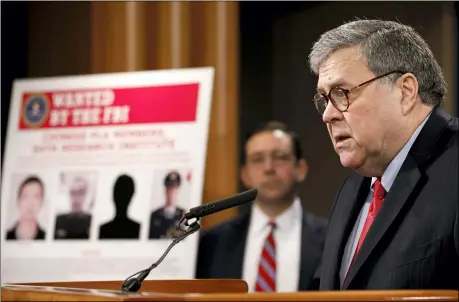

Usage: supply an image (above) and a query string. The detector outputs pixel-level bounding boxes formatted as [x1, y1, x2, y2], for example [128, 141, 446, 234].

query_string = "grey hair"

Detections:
[308, 19, 447, 106]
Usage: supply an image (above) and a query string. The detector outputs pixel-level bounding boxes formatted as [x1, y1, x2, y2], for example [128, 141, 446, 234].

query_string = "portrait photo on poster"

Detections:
[53, 170, 98, 241]
[148, 168, 193, 240]
[98, 173, 141, 240]
[4, 173, 50, 241]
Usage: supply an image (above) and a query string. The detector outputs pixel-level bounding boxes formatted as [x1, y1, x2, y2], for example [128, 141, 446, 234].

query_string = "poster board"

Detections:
[0, 67, 214, 283]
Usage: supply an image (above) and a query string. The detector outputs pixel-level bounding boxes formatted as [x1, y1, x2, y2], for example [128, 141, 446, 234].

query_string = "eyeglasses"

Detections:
[312, 70, 407, 115]
[247, 152, 295, 167]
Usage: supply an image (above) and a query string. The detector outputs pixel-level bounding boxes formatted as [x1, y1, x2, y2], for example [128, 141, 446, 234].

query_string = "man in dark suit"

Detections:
[148, 171, 186, 239]
[308, 19, 458, 289]
[196, 121, 328, 292]
[99, 174, 141, 239]
[54, 176, 92, 240]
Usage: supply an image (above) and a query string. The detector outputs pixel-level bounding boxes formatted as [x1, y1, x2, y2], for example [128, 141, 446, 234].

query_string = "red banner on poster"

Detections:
[18, 83, 200, 130]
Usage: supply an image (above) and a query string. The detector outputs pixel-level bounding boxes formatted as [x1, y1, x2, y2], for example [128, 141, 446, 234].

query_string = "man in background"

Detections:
[196, 121, 328, 292]
[148, 171, 186, 239]
[54, 176, 92, 240]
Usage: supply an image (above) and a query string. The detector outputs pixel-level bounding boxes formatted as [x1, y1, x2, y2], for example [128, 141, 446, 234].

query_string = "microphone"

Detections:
[184, 188, 258, 220]
[120, 188, 258, 293]
[120, 221, 201, 293]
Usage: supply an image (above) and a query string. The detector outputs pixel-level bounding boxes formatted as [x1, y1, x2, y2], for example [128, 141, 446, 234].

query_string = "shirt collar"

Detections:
[371, 112, 431, 192]
[250, 197, 302, 234]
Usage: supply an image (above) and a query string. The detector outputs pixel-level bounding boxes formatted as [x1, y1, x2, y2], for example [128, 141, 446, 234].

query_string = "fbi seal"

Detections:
[22, 95, 50, 128]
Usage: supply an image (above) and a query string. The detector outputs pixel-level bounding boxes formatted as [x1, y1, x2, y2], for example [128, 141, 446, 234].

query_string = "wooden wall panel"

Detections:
[439, 2, 456, 115]
[91, 2, 148, 73]
[26, 1, 240, 231]
[90, 2, 240, 230]
[150, 2, 191, 69]
[191, 2, 240, 230]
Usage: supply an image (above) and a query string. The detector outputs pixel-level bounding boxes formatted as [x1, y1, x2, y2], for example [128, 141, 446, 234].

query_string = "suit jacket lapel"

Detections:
[343, 106, 451, 289]
[343, 157, 422, 289]
[221, 212, 250, 279]
[298, 212, 319, 290]
[324, 174, 369, 289]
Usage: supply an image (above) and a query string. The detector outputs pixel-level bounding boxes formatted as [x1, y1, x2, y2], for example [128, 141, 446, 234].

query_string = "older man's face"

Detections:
[69, 179, 87, 211]
[316, 47, 401, 175]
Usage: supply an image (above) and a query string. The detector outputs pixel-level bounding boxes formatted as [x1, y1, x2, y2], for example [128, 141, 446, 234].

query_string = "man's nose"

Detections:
[322, 101, 343, 123]
[262, 157, 275, 173]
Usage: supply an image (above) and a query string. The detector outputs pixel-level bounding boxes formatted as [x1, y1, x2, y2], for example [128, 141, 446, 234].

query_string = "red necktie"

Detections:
[254, 222, 277, 292]
[346, 178, 386, 278]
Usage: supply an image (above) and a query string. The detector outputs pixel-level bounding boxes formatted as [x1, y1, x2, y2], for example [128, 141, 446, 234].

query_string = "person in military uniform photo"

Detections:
[54, 176, 92, 240]
[148, 171, 186, 239]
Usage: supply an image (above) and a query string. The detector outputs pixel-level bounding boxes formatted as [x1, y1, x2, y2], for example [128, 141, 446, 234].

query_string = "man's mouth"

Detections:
[262, 180, 282, 188]
[335, 134, 350, 142]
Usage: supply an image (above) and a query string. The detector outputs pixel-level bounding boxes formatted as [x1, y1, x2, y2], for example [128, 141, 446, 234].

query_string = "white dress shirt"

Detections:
[339, 113, 431, 286]
[242, 197, 302, 292]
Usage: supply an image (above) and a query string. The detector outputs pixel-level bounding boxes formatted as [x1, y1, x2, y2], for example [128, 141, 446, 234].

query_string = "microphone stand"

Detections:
[120, 217, 201, 293]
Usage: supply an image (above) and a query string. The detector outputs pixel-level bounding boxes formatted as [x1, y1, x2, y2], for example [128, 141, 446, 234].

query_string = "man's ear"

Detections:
[240, 165, 252, 188]
[398, 72, 419, 116]
[296, 159, 308, 182]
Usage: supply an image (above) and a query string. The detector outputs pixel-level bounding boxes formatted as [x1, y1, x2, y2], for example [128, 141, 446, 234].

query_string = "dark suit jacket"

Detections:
[196, 208, 328, 291]
[54, 212, 92, 240]
[99, 217, 140, 239]
[319, 106, 459, 290]
[6, 223, 46, 240]
[148, 206, 185, 239]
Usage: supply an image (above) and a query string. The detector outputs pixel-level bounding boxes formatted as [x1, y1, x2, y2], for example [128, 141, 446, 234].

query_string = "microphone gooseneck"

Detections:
[120, 221, 201, 293]
[120, 188, 258, 293]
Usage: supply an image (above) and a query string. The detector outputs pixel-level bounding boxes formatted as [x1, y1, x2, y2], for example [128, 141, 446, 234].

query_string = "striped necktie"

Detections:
[254, 222, 277, 292]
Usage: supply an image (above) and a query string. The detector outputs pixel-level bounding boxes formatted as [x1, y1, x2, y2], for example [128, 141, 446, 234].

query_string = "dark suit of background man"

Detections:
[99, 174, 141, 239]
[148, 171, 186, 239]
[196, 121, 328, 292]
[308, 19, 458, 290]
[54, 176, 92, 240]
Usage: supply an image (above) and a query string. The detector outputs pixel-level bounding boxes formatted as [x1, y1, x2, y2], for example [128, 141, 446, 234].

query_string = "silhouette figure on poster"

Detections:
[6, 176, 46, 240]
[99, 174, 140, 239]
[148, 171, 186, 239]
[54, 176, 92, 240]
